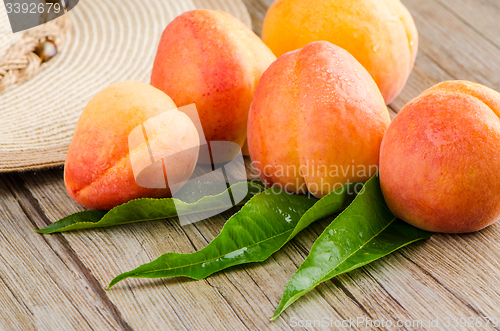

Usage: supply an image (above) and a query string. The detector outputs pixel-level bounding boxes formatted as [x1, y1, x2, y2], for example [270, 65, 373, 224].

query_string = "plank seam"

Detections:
[0, 272, 33, 315]
[431, 0, 500, 54]
[8, 174, 134, 331]
[192, 223, 255, 330]
[361, 268, 412, 330]
[313, 279, 355, 324]
[331, 278, 374, 321]
[3, 176, 98, 331]
[419, 48, 458, 81]
[399, 251, 500, 331]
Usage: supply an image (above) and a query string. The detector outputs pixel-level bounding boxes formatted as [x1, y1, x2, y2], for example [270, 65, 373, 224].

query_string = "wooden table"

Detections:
[2, 0, 500, 330]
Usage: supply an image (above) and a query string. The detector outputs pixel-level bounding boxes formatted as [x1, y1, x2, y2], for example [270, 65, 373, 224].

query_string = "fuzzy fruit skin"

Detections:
[64, 81, 199, 210]
[380, 81, 500, 233]
[151, 10, 276, 160]
[248, 41, 391, 198]
[262, 0, 418, 104]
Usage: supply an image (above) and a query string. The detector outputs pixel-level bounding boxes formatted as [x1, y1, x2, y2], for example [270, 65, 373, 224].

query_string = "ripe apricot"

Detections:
[248, 41, 390, 197]
[64, 82, 199, 210]
[262, 0, 418, 104]
[380, 81, 500, 233]
[151, 10, 276, 161]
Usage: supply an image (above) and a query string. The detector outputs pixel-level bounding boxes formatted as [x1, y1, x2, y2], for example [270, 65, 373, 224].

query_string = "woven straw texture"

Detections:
[0, 15, 72, 92]
[0, 0, 252, 172]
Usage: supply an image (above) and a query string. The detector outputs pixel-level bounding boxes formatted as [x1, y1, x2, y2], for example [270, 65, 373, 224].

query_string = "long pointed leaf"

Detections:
[271, 175, 433, 320]
[37, 181, 263, 234]
[108, 183, 359, 289]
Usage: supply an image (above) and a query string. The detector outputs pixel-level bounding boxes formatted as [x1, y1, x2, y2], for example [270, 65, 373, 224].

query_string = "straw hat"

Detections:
[0, 0, 252, 172]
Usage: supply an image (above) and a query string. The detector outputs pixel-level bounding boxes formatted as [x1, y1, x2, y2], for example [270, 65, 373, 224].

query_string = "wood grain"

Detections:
[0, 173, 124, 331]
[1, 0, 500, 330]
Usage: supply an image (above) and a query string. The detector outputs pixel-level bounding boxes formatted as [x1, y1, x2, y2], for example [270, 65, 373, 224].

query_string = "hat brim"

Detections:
[0, 0, 252, 172]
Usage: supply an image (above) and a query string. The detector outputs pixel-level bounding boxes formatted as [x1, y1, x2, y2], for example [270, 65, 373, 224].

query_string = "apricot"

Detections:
[379, 81, 500, 233]
[64, 81, 199, 210]
[262, 0, 418, 104]
[248, 41, 391, 198]
[151, 10, 276, 161]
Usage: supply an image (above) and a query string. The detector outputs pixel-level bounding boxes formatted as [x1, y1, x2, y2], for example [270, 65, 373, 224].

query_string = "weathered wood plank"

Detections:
[22, 166, 500, 331]
[401, 0, 500, 90]
[0, 173, 125, 331]
[390, 51, 453, 112]
[394, 231, 500, 323]
[18, 172, 241, 330]
[241, 0, 273, 35]
[434, 0, 500, 53]
[19, 169, 296, 330]
[20, 167, 385, 330]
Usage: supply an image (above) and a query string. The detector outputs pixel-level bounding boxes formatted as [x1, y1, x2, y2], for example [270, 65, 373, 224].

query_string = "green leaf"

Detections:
[37, 181, 264, 234]
[271, 175, 433, 320]
[107, 183, 359, 289]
